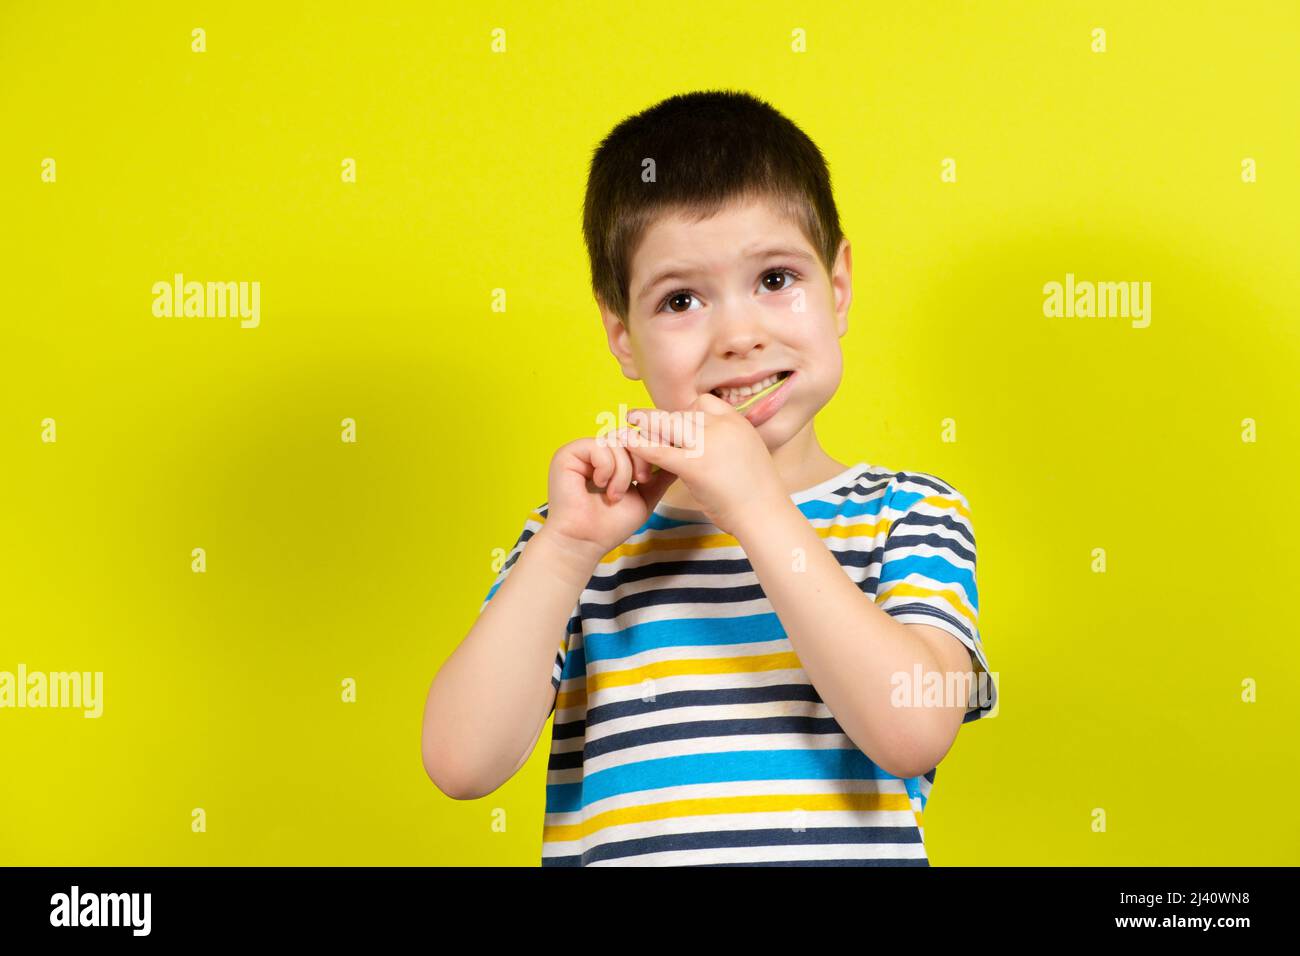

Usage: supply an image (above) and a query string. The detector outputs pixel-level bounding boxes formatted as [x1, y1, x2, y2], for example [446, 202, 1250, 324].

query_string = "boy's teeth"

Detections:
[712, 371, 786, 403]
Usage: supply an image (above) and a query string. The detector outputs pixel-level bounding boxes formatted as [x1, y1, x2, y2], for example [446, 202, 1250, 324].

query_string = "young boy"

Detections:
[422, 89, 996, 866]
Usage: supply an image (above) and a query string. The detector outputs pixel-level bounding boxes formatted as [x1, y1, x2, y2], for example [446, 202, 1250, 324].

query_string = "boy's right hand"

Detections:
[542, 428, 679, 564]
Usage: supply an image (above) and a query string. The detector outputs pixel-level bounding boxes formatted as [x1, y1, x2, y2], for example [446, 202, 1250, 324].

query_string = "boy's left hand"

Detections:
[622, 393, 785, 536]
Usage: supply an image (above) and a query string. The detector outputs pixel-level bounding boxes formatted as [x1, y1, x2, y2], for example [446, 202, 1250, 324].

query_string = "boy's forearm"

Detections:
[422, 527, 598, 799]
[729, 497, 963, 778]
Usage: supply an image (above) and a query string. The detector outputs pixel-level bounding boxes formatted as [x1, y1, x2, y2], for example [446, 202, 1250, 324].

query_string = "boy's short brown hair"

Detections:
[582, 88, 846, 325]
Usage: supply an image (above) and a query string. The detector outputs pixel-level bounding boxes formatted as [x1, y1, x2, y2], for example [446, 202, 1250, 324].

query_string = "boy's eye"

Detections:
[760, 268, 800, 293]
[662, 291, 699, 314]
[656, 267, 802, 315]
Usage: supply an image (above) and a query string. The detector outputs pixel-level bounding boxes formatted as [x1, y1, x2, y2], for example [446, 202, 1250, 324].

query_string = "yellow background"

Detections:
[2, 1, 1297, 865]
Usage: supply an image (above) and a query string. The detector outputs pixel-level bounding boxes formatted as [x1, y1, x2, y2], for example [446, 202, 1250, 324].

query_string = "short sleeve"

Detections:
[875, 474, 996, 722]
[479, 504, 580, 717]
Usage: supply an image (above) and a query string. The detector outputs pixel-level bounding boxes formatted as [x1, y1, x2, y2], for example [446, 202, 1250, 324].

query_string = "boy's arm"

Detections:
[421, 527, 597, 800]
[729, 498, 973, 780]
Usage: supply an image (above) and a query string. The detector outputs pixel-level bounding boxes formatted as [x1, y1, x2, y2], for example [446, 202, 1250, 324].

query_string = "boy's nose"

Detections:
[712, 304, 770, 357]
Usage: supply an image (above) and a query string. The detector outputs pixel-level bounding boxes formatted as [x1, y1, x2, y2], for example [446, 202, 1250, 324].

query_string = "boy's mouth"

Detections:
[710, 370, 792, 407]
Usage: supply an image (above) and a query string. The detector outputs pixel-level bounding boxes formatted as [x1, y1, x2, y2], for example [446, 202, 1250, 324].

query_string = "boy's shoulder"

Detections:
[867, 463, 967, 504]
[883, 468, 967, 496]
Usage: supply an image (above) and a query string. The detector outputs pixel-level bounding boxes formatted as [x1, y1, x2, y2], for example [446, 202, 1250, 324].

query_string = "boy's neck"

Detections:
[657, 419, 852, 511]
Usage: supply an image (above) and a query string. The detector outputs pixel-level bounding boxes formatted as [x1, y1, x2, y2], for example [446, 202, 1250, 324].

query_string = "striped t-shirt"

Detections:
[479, 461, 995, 866]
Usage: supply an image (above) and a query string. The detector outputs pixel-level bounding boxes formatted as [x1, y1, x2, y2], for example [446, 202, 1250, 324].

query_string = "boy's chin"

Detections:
[754, 405, 811, 442]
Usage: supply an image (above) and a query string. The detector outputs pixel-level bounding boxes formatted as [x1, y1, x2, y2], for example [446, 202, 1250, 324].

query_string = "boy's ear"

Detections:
[597, 297, 642, 381]
[830, 237, 853, 339]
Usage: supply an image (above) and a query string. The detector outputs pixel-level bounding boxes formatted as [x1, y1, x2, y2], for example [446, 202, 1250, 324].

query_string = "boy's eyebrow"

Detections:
[636, 245, 817, 303]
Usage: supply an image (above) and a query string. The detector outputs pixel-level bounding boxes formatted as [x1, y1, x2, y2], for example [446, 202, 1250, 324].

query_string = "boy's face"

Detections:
[600, 194, 851, 451]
